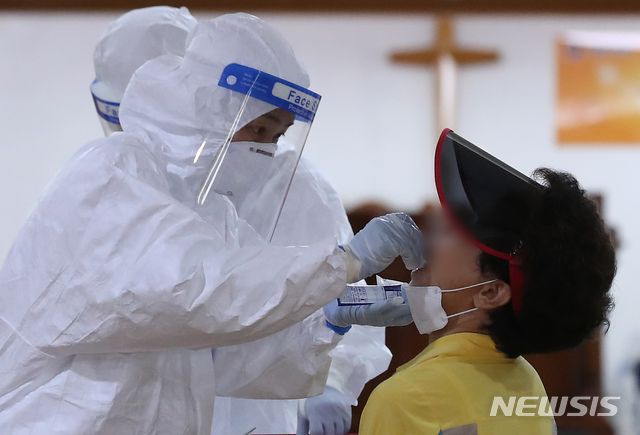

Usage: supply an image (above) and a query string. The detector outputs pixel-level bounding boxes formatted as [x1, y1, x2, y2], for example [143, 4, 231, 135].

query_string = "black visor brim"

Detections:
[435, 129, 544, 260]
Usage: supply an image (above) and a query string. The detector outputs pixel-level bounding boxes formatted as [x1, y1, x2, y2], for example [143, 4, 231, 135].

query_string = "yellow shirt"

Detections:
[360, 333, 556, 435]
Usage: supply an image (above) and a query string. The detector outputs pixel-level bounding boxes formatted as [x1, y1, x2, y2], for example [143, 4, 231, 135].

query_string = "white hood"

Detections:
[93, 6, 197, 102]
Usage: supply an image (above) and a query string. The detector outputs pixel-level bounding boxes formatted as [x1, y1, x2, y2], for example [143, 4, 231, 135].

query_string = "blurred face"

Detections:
[232, 108, 295, 144]
[410, 210, 490, 316]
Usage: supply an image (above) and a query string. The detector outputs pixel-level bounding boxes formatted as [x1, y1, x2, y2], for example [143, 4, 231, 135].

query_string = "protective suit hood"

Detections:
[119, 13, 311, 206]
[93, 6, 197, 102]
[91, 6, 197, 135]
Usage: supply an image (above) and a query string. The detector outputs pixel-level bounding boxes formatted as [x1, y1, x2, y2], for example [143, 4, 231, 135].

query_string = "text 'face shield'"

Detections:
[198, 63, 321, 241]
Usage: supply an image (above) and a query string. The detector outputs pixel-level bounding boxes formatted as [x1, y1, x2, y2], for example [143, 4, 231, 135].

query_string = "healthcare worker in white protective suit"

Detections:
[0, 12, 425, 435]
[90, 7, 395, 435]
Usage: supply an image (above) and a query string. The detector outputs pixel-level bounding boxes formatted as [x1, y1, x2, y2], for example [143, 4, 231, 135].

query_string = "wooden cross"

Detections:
[391, 15, 499, 135]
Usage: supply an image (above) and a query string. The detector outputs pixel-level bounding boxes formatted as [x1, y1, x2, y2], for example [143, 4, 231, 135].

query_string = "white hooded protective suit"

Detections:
[0, 14, 348, 435]
[91, 6, 197, 135]
[90, 8, 391, 433]
[211, 158, 392, 434]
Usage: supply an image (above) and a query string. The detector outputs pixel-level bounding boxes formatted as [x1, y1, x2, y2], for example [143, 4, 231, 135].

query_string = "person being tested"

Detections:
[0, 12, 425, 435]
[359, 130, 616, 435]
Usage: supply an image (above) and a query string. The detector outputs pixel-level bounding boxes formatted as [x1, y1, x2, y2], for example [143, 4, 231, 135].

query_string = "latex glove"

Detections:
[297, 386, 352, 435]
[343, 212, 425, 282]
[323, 296, 413, 328]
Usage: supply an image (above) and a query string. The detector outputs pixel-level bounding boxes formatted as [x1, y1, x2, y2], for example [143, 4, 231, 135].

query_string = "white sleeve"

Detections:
[325, 325, 392, 405]
[213, 310, 342, 400]
[0, 143, 347, 356]
[283, 158, 393, 405]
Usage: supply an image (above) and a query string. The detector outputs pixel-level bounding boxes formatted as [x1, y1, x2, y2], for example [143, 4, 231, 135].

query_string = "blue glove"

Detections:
[323, 296, 413, 328]
[297, 386, 352, 435]
[343, 212, 425, 282]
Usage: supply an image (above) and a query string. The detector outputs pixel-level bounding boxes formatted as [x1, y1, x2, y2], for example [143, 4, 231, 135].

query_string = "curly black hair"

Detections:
[479, 168, 616, 358]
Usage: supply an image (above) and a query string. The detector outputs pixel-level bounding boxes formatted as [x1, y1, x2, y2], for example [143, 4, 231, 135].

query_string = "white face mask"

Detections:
[403, 279, 498, 335]
[212, 141, 277, 200]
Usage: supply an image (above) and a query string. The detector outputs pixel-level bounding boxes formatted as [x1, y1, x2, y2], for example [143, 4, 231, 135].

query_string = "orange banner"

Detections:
[557, 31, 640, 144]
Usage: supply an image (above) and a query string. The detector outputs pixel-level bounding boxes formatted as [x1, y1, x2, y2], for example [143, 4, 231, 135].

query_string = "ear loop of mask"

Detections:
[439, 279, 498, 319]
[439, 279, 498, 293]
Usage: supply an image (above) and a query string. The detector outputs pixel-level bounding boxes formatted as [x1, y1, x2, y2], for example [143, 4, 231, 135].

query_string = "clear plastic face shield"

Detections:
[90, 79, 123, 136]
[197, 63, 321, 242]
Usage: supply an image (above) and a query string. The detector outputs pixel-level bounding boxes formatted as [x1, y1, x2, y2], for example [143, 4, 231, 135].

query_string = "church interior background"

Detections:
[2, 1, 640, 433]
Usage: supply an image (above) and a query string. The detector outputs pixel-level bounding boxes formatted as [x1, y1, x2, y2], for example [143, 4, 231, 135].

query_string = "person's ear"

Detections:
[473, 280, 511, 310]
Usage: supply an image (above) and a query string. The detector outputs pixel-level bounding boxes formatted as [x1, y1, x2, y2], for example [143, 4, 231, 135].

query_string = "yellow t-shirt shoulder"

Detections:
[360, 332, 556, 435]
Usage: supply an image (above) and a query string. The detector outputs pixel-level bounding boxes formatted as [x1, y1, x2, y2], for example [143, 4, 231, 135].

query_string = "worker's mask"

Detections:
[197, 63, 321, 242]
[403, 279, 497, 335]
[211, 141, 277, 200]
[90, 79, 124, 136]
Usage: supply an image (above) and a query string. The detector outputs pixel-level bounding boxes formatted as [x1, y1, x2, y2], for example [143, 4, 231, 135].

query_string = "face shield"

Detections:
[90, 79, 124, 136]
[197, 63, 321, 241]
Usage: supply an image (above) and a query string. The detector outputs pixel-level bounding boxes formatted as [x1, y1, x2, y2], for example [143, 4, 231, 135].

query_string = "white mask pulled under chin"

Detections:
[403, 279, 498, 335]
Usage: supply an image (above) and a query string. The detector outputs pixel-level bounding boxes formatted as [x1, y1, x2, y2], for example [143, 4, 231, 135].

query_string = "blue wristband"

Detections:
[325, 319, 352, 336]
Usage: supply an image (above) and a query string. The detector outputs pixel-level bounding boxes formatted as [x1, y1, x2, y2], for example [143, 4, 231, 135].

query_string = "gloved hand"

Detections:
[323, 296, 413, 328]
[343, 212, 425, 282]
[297, 386, 352, 435]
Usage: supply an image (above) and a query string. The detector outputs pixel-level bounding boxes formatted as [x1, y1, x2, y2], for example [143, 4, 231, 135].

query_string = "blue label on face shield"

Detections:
[218, 63, 321, 122]
[91, 92, 121, 125]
